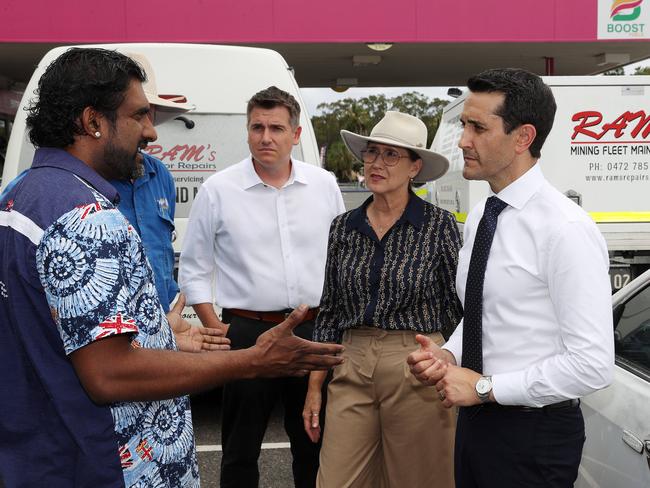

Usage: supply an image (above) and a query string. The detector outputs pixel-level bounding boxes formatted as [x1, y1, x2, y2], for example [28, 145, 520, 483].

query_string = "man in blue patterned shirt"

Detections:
[0, 52, 186, 315]
[0, 48, 343, 487]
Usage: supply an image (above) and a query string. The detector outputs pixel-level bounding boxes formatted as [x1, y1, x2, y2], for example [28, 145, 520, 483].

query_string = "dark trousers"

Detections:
[220, 314, 321, 488]
[455, 403, 585, 488]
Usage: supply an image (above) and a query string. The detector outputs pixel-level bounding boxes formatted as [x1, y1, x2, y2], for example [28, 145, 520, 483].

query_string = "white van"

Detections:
[430, 75, 650, 291]
[1, 43, 320, 255]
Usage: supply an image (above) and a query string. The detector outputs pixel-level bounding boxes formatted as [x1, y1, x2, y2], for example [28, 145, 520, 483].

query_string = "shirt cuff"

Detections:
[441, 334, 462, 365]
[62, 312, 139, 355]
[491, 370, 535, 407]
[181, 284, 213, 306]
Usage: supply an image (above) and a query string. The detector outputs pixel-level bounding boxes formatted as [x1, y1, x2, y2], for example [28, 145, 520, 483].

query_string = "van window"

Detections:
[614, 283, 650, 374]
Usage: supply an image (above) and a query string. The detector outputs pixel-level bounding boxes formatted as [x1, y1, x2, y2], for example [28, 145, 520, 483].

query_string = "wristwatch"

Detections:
[475, 375, 493, 403]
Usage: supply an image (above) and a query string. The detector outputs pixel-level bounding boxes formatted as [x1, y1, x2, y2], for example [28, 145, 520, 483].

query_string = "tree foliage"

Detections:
[311, 92, 449, 181]
[602, 65, 650, 76]
[603, 66, 625, 76]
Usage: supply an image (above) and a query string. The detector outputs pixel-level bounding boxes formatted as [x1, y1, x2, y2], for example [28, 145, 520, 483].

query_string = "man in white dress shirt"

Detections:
[408, 68, 614, 487]
[179, 86, 345, 488]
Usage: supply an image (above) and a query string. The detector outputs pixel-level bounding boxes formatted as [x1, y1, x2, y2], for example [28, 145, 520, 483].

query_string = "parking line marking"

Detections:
[196, 442, 291, 452]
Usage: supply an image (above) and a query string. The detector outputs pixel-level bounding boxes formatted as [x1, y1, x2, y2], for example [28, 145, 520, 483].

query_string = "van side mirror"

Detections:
[564, 189, 582, 207]
[174, 117, 195, 129]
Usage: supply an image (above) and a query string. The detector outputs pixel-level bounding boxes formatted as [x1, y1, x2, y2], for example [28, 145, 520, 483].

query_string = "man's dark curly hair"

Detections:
[26, 48, 146, 148]
[467, 68, 556, 158]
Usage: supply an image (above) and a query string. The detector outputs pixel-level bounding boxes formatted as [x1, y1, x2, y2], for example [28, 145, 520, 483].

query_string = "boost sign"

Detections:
[598, 0, 650, 39]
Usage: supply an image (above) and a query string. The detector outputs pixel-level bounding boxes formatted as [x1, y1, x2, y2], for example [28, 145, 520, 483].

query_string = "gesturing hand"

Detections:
[253, 305, 344, 377]
[175, 324, 231, 353]
[168, 294, 231, 353]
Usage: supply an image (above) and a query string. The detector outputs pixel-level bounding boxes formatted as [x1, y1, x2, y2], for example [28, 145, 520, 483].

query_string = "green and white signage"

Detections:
[598, 0, 650, 39]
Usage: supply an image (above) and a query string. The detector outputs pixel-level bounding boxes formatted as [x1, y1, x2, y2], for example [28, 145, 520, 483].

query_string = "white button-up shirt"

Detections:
[179, 157, 345, 310]
[444, 164, 614, 407]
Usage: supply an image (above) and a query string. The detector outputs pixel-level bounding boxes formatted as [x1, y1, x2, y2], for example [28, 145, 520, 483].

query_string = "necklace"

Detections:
[367, 204, 406, 235]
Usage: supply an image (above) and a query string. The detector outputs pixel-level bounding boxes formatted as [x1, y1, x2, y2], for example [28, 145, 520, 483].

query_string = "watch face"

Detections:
[476, 378, 492, 395]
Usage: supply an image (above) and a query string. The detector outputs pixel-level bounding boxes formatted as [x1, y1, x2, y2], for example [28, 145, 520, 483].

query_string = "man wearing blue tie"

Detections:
[408, 68, 614, 488]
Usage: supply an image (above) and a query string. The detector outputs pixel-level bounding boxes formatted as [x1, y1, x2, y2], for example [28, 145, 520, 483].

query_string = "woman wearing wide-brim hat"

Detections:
[303, 111, 463, 487]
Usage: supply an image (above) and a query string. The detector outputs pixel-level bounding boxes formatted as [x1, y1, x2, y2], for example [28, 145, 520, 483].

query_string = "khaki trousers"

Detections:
[317, 328, 455, 488]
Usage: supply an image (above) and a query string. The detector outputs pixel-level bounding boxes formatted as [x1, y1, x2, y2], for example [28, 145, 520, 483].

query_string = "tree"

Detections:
[603, 67, 625, 76]
[312, 92, 449, 182]
[602, 65, 650, 76]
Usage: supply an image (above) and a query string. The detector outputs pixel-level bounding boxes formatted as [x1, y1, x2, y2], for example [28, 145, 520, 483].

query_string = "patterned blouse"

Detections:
[314, 193, 463, 344]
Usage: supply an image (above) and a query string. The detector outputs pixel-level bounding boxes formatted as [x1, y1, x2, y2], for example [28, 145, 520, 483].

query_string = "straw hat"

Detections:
[340, 111, 449, 183]
[127, 52, 194, 126]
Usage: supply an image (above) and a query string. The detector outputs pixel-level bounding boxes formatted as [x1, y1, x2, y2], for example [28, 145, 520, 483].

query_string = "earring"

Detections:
[94, 131, 101, 138]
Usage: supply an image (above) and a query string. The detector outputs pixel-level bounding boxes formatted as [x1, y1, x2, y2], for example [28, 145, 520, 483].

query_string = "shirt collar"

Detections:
[291, 160, 309, 185]
[492, 163, 544, 210]
[142, 153, 158, 176]
[31, 147, 120, 204]
[403, 191, 425, 228]
[347, 191, 425, 233]
[241, 156, 307, 190]
[131, 153, 157, 188]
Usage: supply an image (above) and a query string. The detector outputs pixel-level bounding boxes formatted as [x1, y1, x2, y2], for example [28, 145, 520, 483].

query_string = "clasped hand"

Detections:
[406, 334, 484, 408]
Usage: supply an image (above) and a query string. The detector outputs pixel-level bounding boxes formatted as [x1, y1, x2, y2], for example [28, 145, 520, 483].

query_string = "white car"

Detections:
[578, 268, 650, 487]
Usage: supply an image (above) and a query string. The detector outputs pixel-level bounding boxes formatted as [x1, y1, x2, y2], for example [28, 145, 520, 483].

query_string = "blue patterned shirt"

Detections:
[314, 193, 463, 344]
[1, 153, 179, 313]
[0, 148, 198, 487]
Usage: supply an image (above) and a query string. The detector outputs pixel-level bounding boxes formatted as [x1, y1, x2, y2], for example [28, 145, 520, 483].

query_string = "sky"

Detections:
[299, 58, 650, 117]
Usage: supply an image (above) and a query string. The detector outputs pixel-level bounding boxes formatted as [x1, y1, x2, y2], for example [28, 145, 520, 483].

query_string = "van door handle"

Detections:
[622, 430, 644, 453]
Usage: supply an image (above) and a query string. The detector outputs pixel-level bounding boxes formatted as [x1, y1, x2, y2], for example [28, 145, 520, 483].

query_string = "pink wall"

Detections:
[1, 0, 598, 43]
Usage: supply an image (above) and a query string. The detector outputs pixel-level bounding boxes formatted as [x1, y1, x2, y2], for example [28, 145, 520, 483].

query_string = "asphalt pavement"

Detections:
[192, 388, 297, 488]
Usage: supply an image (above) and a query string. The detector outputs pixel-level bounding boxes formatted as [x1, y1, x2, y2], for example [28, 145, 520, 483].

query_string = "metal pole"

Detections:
[544, 57, 555, 76]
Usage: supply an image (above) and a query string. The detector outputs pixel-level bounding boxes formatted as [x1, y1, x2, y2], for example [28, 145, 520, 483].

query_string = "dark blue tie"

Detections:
[462, 196, 508, 374]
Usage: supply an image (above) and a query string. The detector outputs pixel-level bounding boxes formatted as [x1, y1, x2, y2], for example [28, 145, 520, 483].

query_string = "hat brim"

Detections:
[340, 130, 449, 183]
[145, 93, 194, 126]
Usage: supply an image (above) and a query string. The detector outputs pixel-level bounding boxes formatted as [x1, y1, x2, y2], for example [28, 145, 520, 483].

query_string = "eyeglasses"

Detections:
[360, 147, 409, 166]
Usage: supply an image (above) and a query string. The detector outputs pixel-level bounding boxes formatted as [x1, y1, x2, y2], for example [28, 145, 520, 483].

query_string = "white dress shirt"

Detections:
[444, 164, 614, 407]
[179, 157, 345, 310]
